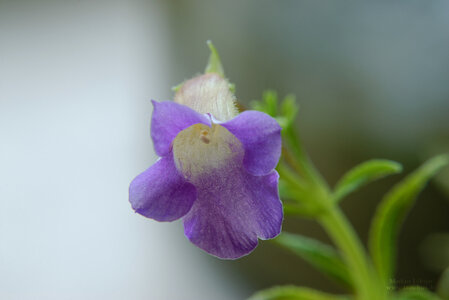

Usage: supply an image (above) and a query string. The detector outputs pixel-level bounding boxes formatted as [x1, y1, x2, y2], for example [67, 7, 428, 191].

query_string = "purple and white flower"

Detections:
[129, 73, 283, 259]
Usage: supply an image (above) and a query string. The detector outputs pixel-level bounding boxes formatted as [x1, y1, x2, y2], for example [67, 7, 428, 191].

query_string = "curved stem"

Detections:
[318, 202, 385, 300]
[283, 126, 329, 189]
[282, 129, 386, 299]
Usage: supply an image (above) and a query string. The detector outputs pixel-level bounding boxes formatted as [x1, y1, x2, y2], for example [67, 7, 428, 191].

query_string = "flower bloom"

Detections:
[129, 73, 283, 259]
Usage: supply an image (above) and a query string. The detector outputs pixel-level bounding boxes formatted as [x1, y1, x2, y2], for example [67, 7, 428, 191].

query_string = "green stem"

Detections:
[277, 163, 307, 189]
[318, 202, 385, 300]
[283, 126, 329, 189]
[283, 130, 386, 298]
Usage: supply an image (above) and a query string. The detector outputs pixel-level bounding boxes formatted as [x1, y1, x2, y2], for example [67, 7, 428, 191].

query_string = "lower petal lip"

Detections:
[182, 166, 282, 259]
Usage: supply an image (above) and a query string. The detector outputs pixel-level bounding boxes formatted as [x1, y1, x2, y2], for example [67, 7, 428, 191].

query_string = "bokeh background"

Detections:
[1, 1, 449, 299]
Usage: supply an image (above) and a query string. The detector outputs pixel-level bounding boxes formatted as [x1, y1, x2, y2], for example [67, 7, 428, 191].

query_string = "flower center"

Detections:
[199, 130, 210, 144]
[172, 123, 243, 180]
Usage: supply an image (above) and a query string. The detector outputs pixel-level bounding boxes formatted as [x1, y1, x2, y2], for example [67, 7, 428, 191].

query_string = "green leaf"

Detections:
[250, 91, 277, 117]
[250, 91, 299, 130]
[437, 267, 449, 300]
[274, 232, 353, 289]
[247, 285, 350, 300]
[204, 40, 225, 77]
[278, 179, 306, 202]
[369, 154, 449, 283]
[261, 90, 278, 117]
[280, 94, 299, 127]
[393, 287, 441, 300]
[333, 159, 402, 202]
[283, 203, 324, 218]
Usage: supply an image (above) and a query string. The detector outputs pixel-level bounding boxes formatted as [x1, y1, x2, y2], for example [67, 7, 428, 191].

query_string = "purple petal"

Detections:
[151, 100, 211, 157]
[222, 111, 281, 176]
[183, 166, 283, 259]
[129, 153, 197, 222]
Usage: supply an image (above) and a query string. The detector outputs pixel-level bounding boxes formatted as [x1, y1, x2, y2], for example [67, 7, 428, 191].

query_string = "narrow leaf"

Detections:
[262, 90, 278, 117]
[280, 94, 299, 128]
[250, 90, 278, 117]
[280, 94, 297, 119]
[334, 159, 402, 202]
[283, 203, 324, 218]
[369, 154, 449, 282]
[274, 232, 352, 289]
[248, 285, 350, 300]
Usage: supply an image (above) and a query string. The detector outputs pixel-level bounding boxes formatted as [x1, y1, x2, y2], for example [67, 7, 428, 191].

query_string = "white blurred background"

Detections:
[0, 0, 248, 299]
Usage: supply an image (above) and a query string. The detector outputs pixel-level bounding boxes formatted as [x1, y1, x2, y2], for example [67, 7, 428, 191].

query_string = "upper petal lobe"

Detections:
[221, 111, 281, 176]
[129, 153, 197, 222]
[151, 100, 211, 157]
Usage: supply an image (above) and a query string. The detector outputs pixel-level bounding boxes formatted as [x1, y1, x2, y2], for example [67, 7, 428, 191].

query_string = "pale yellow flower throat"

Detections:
[172, 123, 243, 181]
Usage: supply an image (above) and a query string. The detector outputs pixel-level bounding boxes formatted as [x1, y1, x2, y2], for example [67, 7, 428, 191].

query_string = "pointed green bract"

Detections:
[251, 91, 299, 130]
[280, 93, 298, 128]
[251, 90, 278, 116]
[262, 90, 278, 117]
[205, 40, 225, 77]
[333, 159, 402, 202]
[247, 285, 350, 300]
[174, 41, 233, 94]
[369, 154, 449, 283]
[171, 81, 184, 92]
[274, 232, 353, 289]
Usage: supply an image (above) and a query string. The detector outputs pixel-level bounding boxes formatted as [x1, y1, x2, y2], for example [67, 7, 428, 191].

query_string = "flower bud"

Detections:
[173, 41, 238, 122]
[174, 73, 238, 121]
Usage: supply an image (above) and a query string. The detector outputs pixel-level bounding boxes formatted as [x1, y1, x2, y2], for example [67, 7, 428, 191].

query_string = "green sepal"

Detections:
[251, 91, 299, 130]
[333, 159, 402, 202]
[171, 81, 184, 92]
[247, 285, 350, 300]
[250, 90, 278, 117]
[280, 93, 298, 128]
[369, 154, 449, 283]
[274, 232, 353, 289]
[173, 41, 234, 94]
[205, 40, 225, 77]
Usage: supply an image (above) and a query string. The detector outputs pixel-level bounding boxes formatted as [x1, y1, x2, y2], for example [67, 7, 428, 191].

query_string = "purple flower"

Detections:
[129, 74, 283, 259]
